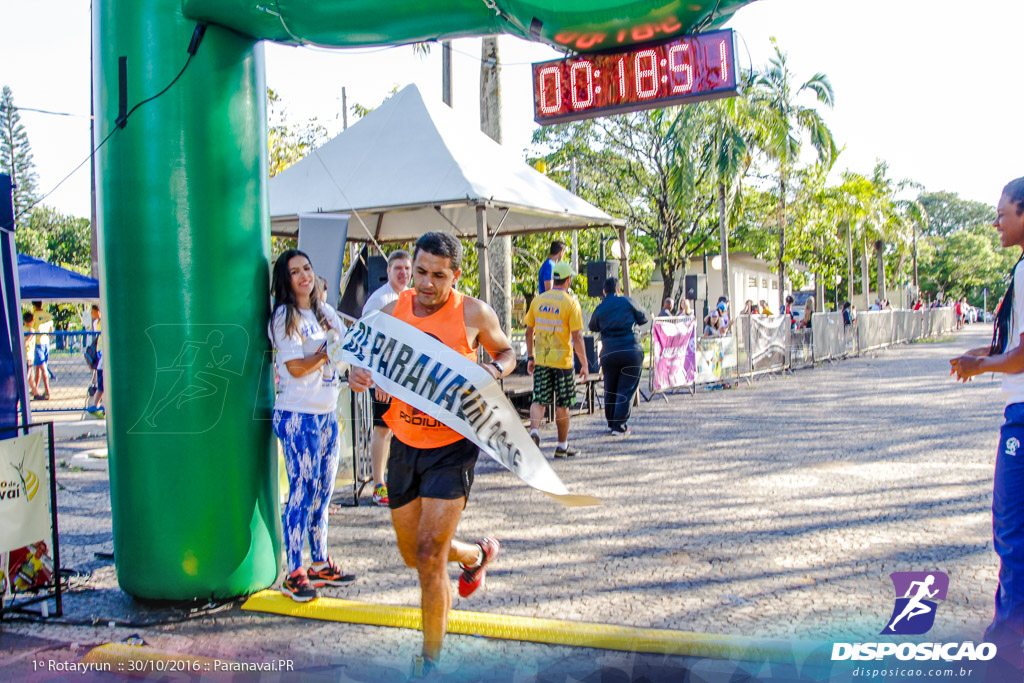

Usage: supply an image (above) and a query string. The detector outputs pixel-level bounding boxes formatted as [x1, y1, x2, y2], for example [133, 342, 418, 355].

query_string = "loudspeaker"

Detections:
[338, 248, 388, 320]
[574, 334, 601, 373]
[367, 255, 388, 293]
[587, 260, 619, 298]
[684, 274, 706, 301]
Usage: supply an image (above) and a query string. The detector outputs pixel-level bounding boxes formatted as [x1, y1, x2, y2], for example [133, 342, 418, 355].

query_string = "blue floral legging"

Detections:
[272, 410, 340, 573]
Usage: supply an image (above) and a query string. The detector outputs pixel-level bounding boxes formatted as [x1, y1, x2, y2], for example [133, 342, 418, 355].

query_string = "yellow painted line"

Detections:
[242, 590, 823, 663]
[80, 643, 232, 672]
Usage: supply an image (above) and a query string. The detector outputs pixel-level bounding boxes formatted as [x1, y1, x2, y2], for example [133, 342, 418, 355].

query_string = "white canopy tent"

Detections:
[269, 84, 630, 299]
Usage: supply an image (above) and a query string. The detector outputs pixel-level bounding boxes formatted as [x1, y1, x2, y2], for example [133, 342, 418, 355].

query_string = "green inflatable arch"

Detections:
[94, 0, 751, 599]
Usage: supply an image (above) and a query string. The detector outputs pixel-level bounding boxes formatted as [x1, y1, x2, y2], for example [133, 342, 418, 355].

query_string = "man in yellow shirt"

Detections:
[524, 261, 588, 458]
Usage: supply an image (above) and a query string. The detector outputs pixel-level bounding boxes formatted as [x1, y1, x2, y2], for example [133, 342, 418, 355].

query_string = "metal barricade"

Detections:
[341, 384, 374, 505]
[648, 316, 698, 395]
[746, 314, 790, 376]
[857, 310, 894, 352]
[811, 312, 844, 361]
[22, 331, 101, 413]
[694, 333, 739, 388]
[734, 314, 753, 377]
[788, 328, 814, 370]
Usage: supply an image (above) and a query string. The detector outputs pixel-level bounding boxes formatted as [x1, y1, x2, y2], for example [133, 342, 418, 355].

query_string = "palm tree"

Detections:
[829, 172, 874, 305]
[706, 96, 755, 310]
[904, 200, 929, 291]
[866, 161, 919, 304]
[751, 40, 837, 309]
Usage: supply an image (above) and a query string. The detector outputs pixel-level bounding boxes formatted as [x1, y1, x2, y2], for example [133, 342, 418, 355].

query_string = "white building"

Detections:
[633, 252, 804, 316]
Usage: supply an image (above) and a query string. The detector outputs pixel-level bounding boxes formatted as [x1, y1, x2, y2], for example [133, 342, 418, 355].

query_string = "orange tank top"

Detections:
[384, 288, 476, 449]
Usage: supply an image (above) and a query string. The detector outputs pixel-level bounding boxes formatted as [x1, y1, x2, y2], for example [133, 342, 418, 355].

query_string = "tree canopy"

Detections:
[1, 85, 40, 223]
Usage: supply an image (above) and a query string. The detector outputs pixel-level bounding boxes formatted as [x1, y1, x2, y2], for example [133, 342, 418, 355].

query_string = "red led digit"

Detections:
[668, 44, 693, 93]
[634, 49, 659, 99]
[532, 28, 739, 124]
[538, 66, 563, 114]
[719, 40, 729, 84]
[570, 61, 595, 109]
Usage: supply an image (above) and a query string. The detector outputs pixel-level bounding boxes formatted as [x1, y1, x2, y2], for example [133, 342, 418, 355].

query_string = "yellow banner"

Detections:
[0, 432, 50, 554]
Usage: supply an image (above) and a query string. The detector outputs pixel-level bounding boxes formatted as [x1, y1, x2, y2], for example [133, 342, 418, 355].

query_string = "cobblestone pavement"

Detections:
[0, 326, 1003, 681]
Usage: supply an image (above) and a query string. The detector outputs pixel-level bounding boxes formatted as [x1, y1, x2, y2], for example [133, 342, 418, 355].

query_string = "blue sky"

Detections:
[2, 0, 1021, 219]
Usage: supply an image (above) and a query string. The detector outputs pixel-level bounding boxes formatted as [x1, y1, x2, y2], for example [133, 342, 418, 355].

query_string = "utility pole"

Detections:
[480, 37, 511, 334]
[89, 0, 99, 280]
[570, 158, 578, 273]
[442, 41, 452, 107]
[341, 87, 348, 130]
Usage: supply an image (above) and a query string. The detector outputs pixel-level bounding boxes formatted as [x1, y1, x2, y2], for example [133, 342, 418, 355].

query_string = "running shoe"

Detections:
[530, 432, 540, 447]
[307, 557, 356, 587]
[281, 568, 319, 602]
[372, 483, 390, 507]
[86, 406, 105, 419]
[458, 537, 500, 598]
[411, 655, 437, 678]
[553, 446, 578, 457]
[610, 427, 631, 437]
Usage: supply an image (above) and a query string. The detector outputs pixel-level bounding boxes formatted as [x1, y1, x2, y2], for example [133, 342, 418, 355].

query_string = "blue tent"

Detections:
[18, 253, 100, 300]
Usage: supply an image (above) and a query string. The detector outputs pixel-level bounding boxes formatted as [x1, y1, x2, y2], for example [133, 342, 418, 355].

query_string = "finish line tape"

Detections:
[241, 590, 823, 663]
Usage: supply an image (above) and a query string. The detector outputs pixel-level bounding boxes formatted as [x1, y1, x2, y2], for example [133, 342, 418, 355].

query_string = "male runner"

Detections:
[349, 232, 515, 675]
[361, 250, 413, 506]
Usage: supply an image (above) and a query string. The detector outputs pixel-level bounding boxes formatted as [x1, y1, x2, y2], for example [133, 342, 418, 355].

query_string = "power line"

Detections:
[14, 25, 205, 220]
[8, 106, 92, 120]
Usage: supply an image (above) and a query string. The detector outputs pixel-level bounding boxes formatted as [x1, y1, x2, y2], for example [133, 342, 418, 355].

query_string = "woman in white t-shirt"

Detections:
[950, 177, 1024, 673]
[269, 249, 355, 602]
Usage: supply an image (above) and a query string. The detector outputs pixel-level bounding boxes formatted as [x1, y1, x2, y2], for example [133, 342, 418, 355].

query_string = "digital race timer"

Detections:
[532, 29, 737, 125]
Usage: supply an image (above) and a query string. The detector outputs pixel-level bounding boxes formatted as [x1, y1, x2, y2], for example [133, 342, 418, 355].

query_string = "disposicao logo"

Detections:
[882, 571, 948, 635]
[831, 571, 996, 663]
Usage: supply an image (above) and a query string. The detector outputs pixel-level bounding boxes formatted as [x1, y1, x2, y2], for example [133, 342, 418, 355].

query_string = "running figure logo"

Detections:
[130, 325, 248, 434]
[881, 571, 949, 635]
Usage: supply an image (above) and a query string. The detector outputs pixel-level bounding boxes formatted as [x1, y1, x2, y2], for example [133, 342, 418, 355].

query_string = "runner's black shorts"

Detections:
[372, 393, 392, 428]
[532, 365, 576, 408]
[387, 437, 479, 510]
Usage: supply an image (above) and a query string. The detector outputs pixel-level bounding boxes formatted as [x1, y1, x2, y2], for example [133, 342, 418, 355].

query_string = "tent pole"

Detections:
[617, 225, 631, 297]
[476, 205, 490, 305]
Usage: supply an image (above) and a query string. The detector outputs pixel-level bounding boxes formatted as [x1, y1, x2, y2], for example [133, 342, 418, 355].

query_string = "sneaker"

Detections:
[412, 655, 437, 678]
[372, 484, 390, 507]
[530, 432, 540, 447]
[458, 537, 500, 598]
[307, 557, 356, 587]
[610, 427, 631, 437]
[553, 446, 578, 458]
[86, 407, 105, 419]
[281, 568, 319, 602]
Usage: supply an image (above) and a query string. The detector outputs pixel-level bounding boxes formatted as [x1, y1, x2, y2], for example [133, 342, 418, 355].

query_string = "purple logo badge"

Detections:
[881, 572, 949, 635]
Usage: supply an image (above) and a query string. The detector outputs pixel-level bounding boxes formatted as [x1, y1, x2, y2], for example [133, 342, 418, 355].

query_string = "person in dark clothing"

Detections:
[588, 278, 649, 436]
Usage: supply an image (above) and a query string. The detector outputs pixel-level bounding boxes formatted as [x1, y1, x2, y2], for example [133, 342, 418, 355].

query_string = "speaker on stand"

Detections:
[586, 260, 620, 298]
